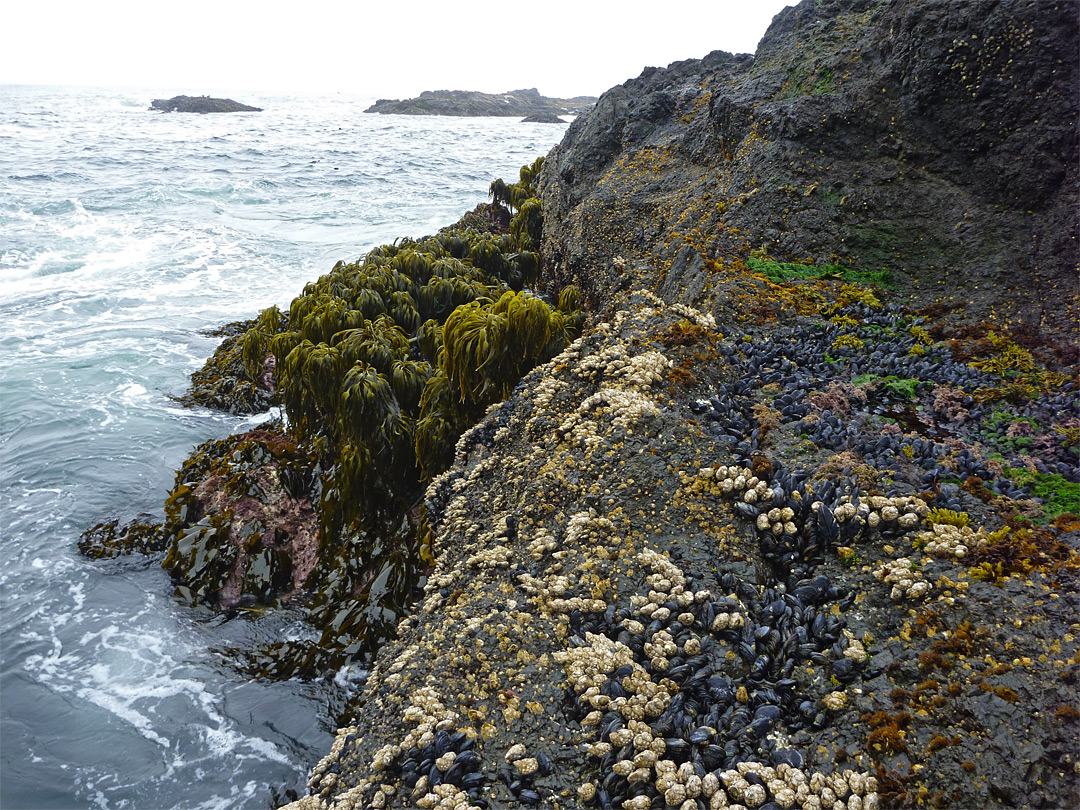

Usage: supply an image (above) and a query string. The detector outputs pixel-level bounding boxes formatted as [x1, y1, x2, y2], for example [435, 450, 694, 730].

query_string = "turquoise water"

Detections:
[0, 85, 566, 809]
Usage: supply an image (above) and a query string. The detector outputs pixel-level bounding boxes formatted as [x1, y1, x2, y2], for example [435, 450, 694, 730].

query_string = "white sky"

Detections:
[3, 1, 795, 99]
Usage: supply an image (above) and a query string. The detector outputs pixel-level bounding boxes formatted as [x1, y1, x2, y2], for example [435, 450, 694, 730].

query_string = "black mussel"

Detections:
[665, 738, 691, 761]
[602, 770, 623, 794]
[603, 679, 628, 699]
[402, 771, 420, 791]
[744, 771, 765, 787]
[428, 764, 443, 787]
[499, 765, 516, 786]
[754, 704, 781, 721]
[461, 772, 485, 789]
[434, 730, 451, 755]
[831, 657, 857, 683]
[702, 743, 725, 770]
[771, 747, 804, 769]
[519, 788, 542, 806]
[613, 663, 634, 679]
[738, 641, 757, 663]
[471, 797, 489, 810]
[816, 504, 839, 544]
[689, 727, 713, 744]
[449, 730, 469, 750]
[598, 788, 614, 810]
[667, 664, 694, 681]
[537, 752, 553, 777]
[735, 501, 759, 519]
[444, 763, 466, 785]
[455, 750, 480, 769]
[737, 581, 758, 601]
[755, 686, 779, 705]
[401, 757, 419, 774]
[750, 654, 770, 680]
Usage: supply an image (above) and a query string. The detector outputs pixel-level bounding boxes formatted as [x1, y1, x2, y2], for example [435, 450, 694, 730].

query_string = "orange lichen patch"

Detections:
[1053, 705, 1080, 723]
[920, 651, 951, 672]
[867, 720, 910, 756]
[667, 362, 698, 390]
[927, 734, 961, 753]
[1052, 512, 1080, 532]
[960, 475, 995, 502]
[968, 526, 1080, 579]
[657, 319, 713, 347]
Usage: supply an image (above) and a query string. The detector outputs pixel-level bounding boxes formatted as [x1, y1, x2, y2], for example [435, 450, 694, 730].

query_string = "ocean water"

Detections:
[0, 85, 567, 809]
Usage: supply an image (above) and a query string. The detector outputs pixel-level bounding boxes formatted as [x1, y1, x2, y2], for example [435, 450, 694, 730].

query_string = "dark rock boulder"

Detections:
[150, 95, 263, 113]
[539, 0, 1078, 337]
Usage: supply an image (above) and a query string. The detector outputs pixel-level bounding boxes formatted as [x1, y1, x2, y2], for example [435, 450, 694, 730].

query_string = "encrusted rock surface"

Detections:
[539, 0, 1078, 335]
[280, 286, 1079, 810]
[278, 2, 1079, 809]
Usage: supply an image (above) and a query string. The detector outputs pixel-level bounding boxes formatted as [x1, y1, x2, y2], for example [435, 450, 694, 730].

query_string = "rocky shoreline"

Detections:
[86, 1, 1079, 809]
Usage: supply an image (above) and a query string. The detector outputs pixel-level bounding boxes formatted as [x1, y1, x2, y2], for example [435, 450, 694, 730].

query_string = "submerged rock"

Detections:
[150, 95, 262, 113]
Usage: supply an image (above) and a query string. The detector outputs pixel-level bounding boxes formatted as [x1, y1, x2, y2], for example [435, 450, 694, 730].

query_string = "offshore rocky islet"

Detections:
[78, 0, 1079, 808]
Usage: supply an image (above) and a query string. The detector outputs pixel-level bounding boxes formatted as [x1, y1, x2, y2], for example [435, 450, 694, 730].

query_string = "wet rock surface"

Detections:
[277, 2, 1079, 808]
[539, 0, 1078, 336]
[280, 285, 1078, 810]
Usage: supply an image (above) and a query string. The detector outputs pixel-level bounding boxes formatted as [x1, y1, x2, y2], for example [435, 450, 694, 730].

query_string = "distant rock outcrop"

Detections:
[522, 111, 567, 124]
[150, 95, 262, 113]
[365, 88, 594, 118]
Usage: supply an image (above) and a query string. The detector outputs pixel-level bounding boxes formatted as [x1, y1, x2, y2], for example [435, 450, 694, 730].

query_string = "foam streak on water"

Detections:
[0, 84, 566, 809]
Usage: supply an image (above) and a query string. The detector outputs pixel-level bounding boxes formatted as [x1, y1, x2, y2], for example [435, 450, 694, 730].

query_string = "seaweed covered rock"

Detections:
[539, 0, 1079, 338]
[161, 427, 319, 607]
[365, 88, 593, 118]
[104, 166, 585, 671]
[181, 316, 283, 414]
[150, 95, 262, 113]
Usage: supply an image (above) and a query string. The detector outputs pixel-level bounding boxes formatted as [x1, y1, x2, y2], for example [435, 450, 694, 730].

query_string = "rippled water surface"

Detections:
[0, 84, 566, 809]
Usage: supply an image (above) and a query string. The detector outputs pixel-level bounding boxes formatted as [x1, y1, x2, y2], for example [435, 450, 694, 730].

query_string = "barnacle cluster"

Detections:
[915, 522, 989, 560]
[873, 558, 931, 600]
